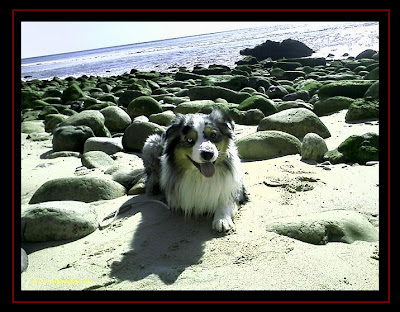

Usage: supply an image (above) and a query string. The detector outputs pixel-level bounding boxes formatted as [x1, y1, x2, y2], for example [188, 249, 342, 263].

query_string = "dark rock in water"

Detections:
[266, 210, 378, 245]
[240, 39, 315, 61]
[236, 130, 301, 160]
[324, 132, 379, 165]
[258, 108, 331, 139]
[29, 176, 126, 204]
[52, 125, 95, 153]
[21, 201, 98, 242]
[356, 49, 377, 60]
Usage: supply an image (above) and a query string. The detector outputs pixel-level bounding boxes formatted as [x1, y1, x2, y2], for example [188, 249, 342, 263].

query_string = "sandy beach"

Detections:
[20, 109, 380, 294]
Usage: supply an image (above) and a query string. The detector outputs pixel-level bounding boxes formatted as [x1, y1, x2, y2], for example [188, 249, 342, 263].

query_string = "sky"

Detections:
[21, 21, 278, 58]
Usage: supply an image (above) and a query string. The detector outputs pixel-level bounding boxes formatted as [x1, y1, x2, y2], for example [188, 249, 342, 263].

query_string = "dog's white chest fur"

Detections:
[161, 162, 239, 216]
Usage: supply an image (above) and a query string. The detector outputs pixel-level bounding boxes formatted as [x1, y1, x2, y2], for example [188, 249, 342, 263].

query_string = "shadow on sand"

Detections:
[108, 195, 217, 285]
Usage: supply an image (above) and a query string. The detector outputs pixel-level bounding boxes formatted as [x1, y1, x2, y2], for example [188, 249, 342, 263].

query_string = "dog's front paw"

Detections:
[212, 215, 235, 233]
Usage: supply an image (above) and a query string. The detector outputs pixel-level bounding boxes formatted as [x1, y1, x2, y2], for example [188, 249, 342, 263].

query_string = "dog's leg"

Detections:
[212, 204, 237, 233]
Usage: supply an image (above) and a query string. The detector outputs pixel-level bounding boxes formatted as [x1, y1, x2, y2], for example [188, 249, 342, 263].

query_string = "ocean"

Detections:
[21, 21, 379, 81]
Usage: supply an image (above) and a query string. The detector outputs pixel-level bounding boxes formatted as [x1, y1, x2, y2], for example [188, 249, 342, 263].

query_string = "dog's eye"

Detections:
[186, 138, 194, 144]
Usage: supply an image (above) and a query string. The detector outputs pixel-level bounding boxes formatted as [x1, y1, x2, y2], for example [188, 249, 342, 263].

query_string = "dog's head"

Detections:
[163, 110, 235, 178]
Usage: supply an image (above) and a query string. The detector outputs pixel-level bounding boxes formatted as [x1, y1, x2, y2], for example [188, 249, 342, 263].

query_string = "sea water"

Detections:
[21, 21, 379, 81]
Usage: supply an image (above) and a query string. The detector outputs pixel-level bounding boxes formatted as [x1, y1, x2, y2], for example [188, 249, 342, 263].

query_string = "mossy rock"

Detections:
[127, 96, 163, 119]
[318, 80, 374, 99]
[237, 95, 277, 116]
[345, 98, 379, 122]
[324, 132, 379, 165]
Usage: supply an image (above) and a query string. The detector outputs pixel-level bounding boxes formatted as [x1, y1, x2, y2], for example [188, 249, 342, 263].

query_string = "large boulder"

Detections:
[29, 176, 126, 204]
[266, 210, 378, 245]
[237, 95, 277, 116]
[324, 132, 379, 165]
[236, 130, 301, 160]
[317, 80, 374, 99]
[21, 201, 98, 242]
[58, 110, 111, 137]
[257, 108, 331, 139]
[100, 106, 131, 132]
[122, 121, 165, 152]
[127, 96, 163, 119]
[240, 39, 315, 61]
[52, 125, 95, 153]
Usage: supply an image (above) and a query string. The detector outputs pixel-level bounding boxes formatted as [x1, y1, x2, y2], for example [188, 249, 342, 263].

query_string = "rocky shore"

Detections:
[20, 40, 380, 292]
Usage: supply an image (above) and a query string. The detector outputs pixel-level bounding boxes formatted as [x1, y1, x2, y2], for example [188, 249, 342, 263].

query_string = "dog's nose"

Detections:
[201, 151, 214, 161]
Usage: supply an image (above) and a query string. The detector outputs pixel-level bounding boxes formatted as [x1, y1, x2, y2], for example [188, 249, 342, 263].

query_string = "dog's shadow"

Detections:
[108, 195, 216, 285]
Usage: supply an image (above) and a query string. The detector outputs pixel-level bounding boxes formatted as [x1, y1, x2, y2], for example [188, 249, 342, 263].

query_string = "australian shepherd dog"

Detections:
[141, 110, 246, 232]
[113, 110, 246, 232]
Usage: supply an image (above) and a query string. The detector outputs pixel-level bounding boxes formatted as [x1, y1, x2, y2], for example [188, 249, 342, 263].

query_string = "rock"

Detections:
[323, 132, 379, 165]
[236, 130, 301, 160]
[81, 151, 115, 169]
[237, 95, 277, 116]
[100, 106, 131, 132]
[21, 201, 98, 242]
[364, 81, 379, 99]
[149, 110, 176, 126]
[240, 39, 315, 61]
[44, 113, 69, 132]
[21, 248, 28, 272]
[118, 90, 145, 107]
[266, 85, 289, 99]
[127, 96, 163, 119]
[52, 125, 94, 153]
[21, 120, 45, 134]
[187, 86, 250, 103]
[83, 137, 123, 155]
[364, 67, 379, 80]
[202, 75, 249, 91]
[122, 121, 165, 152]
[345, 98, 379, 123]
[313, 96, 354, 116]
[229, 108, 265, 125]
[21, 89, 41, 109]
[266, 210, 378, 245]
[44, 151, 81, 159]
[58, 110, 111, 137]
[257, 108, 331, 139]
[29, 176, 126, 204]
[295, 79, 323, 97]
[318, 80, 375, 99]
[301, 133, 328, 162]
[61, 83, 84, 104]
[282, 90, 310, 102]
[174, 100, 232, 114]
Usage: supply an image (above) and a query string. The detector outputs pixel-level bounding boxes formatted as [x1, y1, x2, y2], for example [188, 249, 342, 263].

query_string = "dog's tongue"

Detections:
[200, 162, 215, 178]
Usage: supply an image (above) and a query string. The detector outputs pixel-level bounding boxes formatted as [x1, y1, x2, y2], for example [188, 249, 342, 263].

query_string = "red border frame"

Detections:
[12, 8, 391, 304]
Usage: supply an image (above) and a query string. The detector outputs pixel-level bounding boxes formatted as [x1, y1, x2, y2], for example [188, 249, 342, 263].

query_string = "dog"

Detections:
[141, 110, 246, 232]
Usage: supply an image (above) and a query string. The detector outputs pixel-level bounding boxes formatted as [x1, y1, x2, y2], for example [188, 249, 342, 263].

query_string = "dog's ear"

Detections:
[209, 110, 235, 137]
[164, 114, 185, 140]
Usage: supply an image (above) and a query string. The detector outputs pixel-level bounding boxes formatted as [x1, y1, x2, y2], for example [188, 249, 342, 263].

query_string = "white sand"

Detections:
[20, 110, 380, 292]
